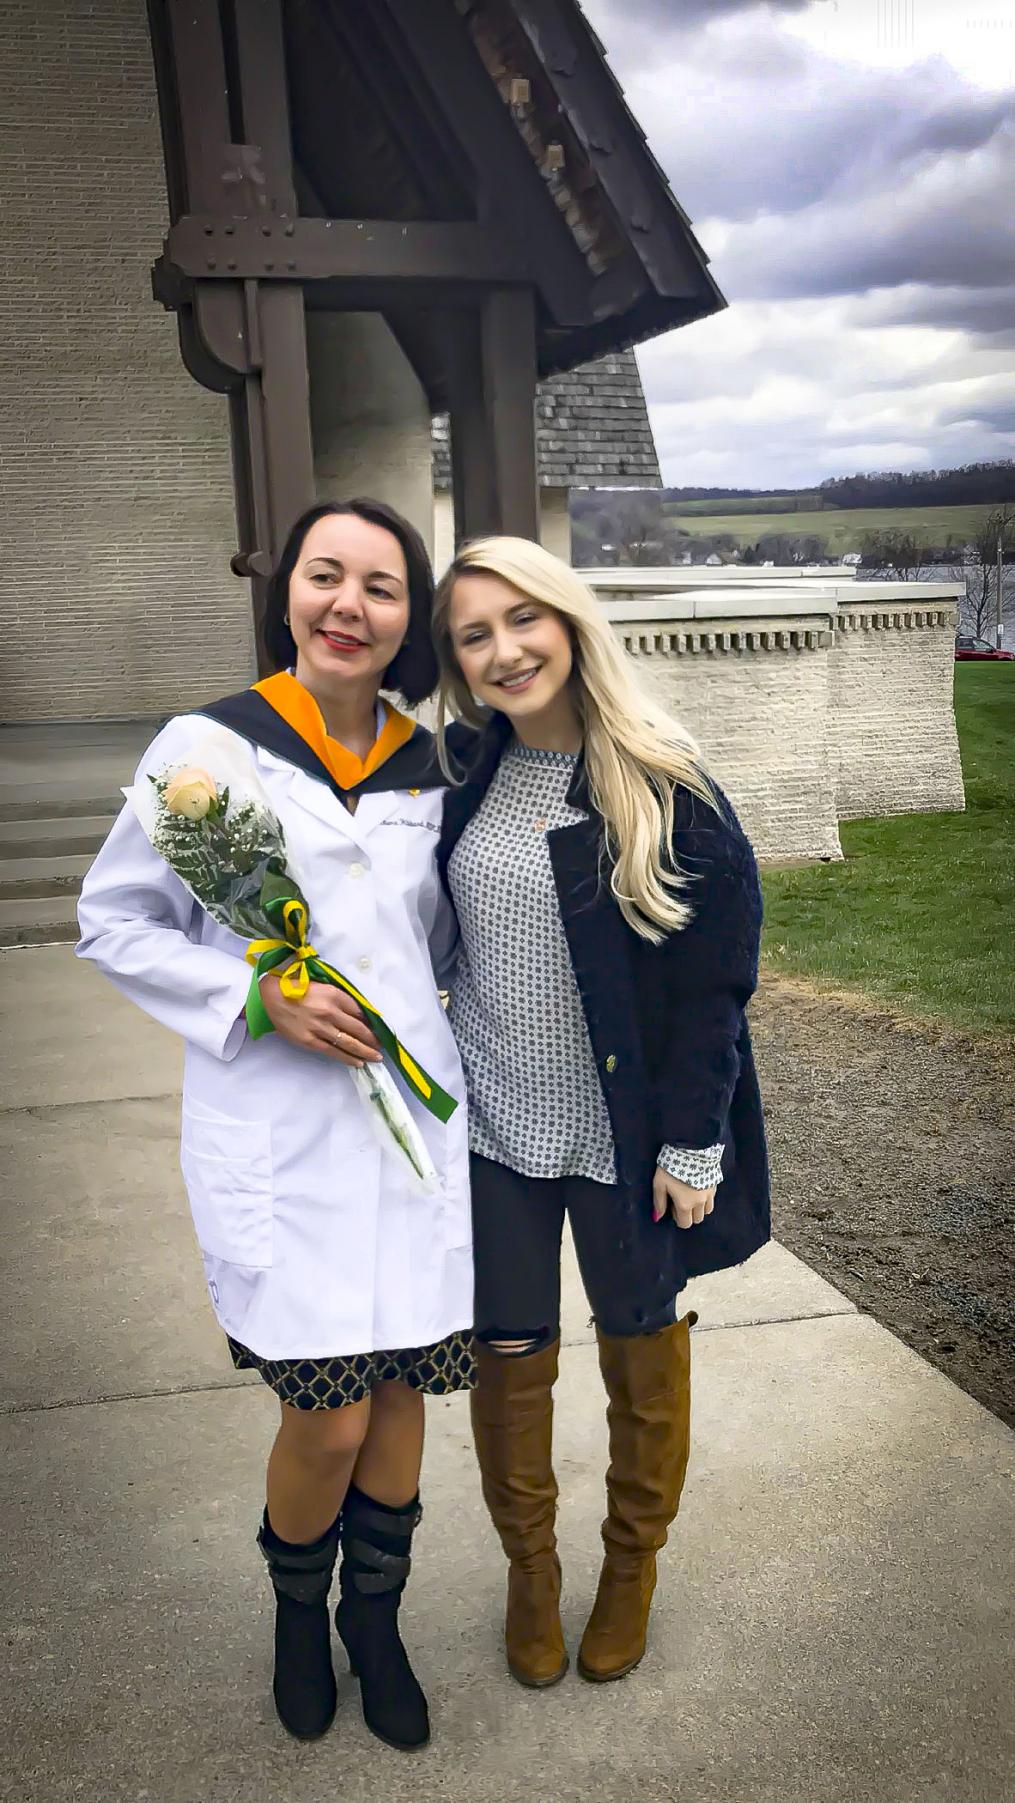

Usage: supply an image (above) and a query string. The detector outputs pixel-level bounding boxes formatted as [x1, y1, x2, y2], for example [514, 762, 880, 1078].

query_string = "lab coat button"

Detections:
[348, 862, 365, 880]
[358, 956, 372, 972]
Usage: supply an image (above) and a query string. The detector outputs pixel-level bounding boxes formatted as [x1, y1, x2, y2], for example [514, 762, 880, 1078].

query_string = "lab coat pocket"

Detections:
[180, 1107, 274, 1269]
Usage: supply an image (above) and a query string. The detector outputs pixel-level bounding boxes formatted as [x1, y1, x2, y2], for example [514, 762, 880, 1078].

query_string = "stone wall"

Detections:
[607, 602, 841, 862]
[0, 0, 251, 724]
[832, 598, 965, 819]
[598, 577, 966, 861]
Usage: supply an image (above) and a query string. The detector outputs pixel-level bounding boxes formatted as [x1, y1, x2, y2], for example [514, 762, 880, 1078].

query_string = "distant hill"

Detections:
[657, 501, 999, 556]
[663, 493, 824, 517]
[659, 485, 816, 502]
[660, 459, 1015, 513]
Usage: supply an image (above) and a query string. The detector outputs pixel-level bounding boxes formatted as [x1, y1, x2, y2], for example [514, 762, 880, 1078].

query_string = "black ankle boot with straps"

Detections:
[257, 1509, 341, 1740]
[334, 1483, 430, 1751]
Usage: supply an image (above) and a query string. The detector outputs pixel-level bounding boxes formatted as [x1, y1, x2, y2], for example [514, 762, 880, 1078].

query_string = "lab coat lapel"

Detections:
[199, 687, 443, 850]
[254, 746, 372, 852]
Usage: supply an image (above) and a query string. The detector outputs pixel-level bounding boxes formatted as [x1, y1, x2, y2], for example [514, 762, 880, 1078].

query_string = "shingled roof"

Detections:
[432, 349, 661, 490]
[275, 0, 724, 379]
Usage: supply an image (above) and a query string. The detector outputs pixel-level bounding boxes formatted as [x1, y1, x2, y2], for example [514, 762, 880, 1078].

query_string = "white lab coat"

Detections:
[76, 714, 473, 1359]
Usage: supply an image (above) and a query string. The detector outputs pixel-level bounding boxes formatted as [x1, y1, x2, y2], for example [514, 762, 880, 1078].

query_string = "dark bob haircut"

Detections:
[262, 498, 439, 705]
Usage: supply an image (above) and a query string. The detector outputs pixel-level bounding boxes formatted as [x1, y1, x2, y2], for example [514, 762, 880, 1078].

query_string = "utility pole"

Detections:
[998, 535, 1005, 651]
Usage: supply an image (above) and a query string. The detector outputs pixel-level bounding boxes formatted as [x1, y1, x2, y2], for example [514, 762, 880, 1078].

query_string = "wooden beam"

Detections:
[230, 0, 298, 212]
[482, 288, 539, 540]
[289, 0, 474, 224]
[449, 311, 499, 544]
[254, 284, 315, 552]
[377, 0, 592, 326]
[163, 216, 538, 285]
[226, 0, 315, 581]
[447, 290, 539, 545]
[145, 0, 188, 222]
[149, 0, 315, 666]
[163, 0, 234, 212]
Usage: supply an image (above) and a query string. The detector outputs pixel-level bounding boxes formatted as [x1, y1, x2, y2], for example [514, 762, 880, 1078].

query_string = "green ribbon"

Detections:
[243, 886, 457, 1125]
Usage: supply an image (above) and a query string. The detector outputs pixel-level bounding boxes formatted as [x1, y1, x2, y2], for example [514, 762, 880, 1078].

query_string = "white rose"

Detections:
[164, 766, 217, 821]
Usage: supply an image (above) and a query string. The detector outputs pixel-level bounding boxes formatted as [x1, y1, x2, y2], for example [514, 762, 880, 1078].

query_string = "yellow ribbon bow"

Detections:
[242, 892, 454, 1118]
[246, 898, 317, 1000]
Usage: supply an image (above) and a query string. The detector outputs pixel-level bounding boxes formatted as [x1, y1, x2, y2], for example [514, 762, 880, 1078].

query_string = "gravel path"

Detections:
[752, 975, 1015, 1429]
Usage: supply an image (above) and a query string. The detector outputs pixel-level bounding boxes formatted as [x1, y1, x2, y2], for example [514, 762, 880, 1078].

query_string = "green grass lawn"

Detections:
[660, 500, 995, 554]
[761, 664, 1015, 1034]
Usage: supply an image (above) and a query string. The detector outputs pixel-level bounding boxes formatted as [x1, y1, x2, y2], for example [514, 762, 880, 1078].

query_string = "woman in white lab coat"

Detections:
[77, 499, 473, 1753]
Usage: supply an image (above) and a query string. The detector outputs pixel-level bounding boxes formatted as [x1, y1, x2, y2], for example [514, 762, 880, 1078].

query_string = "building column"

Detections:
[448, 288, 539, 546]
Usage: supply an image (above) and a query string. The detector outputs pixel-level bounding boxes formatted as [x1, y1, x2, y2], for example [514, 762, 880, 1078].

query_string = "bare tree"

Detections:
[604, 494, 667, 565]
[859, 528, 932, 580]
[756, 530, 827, 565]
[964, 505, 1015, 638]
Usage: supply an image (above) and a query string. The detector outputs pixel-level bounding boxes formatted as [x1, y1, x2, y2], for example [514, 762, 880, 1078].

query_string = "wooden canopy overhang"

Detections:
[146, 0, 724, 655]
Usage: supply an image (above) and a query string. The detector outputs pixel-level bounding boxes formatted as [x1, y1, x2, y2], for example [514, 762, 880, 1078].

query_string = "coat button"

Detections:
[348, 862, 365, 880]
[605, 1053, 617, 1074]
[358, 956, 372, 972]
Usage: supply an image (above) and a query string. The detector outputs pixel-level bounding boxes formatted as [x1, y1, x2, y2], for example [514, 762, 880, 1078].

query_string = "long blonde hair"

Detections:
[433, 537, 716, 943]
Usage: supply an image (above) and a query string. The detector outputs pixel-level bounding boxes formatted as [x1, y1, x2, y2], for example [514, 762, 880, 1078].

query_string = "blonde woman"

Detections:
[433, 538, 769, 1689]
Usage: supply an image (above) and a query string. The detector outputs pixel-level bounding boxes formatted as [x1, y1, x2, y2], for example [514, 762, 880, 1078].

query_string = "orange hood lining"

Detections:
[253, 671, 416, 792]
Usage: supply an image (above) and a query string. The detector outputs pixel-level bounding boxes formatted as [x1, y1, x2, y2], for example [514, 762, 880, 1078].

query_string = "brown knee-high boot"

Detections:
[469, 1339, 569, 1687]
[578, 1311, 696, 1683]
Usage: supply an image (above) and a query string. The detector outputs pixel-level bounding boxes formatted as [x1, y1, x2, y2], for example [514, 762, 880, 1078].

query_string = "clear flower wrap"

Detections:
[123, 723, 455, 1194]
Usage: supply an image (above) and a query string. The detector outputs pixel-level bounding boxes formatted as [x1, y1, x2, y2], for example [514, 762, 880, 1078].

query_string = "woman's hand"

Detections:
[258, 973, 382, 1066]
[653, 1167, 716, 1229]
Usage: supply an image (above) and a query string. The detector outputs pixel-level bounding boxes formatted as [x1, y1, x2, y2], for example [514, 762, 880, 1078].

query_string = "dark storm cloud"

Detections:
[625, 36, 1015, 226]
[901, 90, 1015, 158]
[867, 287, 1015, 336]
[581, 0, 1015, 484]
[594, 0, 809, 25]
[623, 18, 1015, 315]
[941, 401, 1015, 434]
[720, 165, 1015, 302]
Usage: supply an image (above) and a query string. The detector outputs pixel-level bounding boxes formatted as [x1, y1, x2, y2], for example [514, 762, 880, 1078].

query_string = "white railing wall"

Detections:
[581, 570, 965, 862]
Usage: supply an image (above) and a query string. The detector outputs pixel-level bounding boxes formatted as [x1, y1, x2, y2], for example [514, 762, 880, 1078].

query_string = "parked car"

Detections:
[954, 635, 1014, 661]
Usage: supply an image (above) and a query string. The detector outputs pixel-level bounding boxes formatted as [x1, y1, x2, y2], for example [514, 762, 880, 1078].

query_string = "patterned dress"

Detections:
[227, 1333, 475, 1410]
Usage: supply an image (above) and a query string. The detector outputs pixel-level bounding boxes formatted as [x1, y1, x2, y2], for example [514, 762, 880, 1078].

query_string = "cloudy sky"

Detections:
[581, 0, 1015, 488]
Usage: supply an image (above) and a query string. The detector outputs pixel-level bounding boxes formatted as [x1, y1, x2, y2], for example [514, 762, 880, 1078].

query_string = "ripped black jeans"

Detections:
[470, 1153, 677, 1353]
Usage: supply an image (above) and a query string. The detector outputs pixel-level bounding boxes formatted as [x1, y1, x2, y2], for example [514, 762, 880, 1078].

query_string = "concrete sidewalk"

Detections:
[1, 947, 1013, 1803]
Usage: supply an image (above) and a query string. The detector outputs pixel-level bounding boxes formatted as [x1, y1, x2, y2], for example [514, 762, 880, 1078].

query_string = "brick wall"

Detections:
[0, 0, 252, 723]
[831, 604, 965, 819]
[614, 619, 843, 863]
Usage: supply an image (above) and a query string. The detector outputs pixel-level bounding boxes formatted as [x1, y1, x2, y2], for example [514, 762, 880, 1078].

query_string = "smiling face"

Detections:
[447, 571, 577, 735]
[288, 511, 410, 698]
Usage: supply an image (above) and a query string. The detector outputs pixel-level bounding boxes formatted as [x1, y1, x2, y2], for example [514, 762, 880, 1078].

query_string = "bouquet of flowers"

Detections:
[123, 723, 455, 1193]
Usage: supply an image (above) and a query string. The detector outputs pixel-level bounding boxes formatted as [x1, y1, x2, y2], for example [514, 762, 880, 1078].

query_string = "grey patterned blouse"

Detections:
[447, 740, 724, 1190]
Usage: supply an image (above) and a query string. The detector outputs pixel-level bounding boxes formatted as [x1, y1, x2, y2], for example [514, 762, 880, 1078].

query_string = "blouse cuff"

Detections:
[658, 1143, 725, 1190]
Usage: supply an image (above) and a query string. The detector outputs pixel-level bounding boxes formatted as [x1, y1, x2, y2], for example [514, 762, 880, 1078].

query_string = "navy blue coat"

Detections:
[439, 715, 770, 1314]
